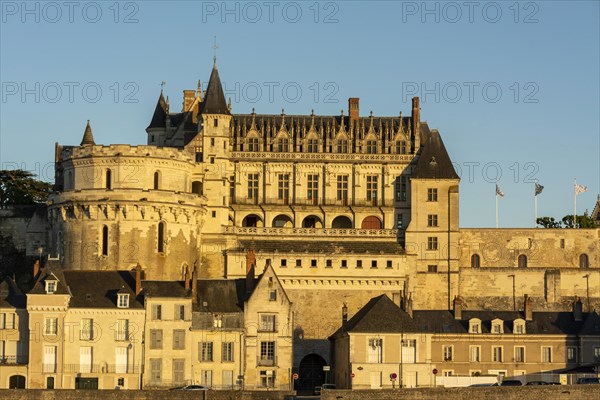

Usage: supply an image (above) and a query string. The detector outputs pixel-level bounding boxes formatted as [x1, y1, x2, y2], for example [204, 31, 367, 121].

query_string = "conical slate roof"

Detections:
[147, 91, 168, 129]
[80, 120, 96, 146]
[199, 64, 230, 115]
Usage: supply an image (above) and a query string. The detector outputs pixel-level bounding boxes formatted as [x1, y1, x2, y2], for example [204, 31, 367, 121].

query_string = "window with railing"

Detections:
[259, 341, 275, 365]
[80, 318, 94, 340]
[115, 319, 129, 341]
[44, 318, 58, 336]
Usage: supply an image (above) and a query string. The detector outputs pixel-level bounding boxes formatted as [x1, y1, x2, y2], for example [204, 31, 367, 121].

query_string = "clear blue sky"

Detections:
[1, 0, 598, 227]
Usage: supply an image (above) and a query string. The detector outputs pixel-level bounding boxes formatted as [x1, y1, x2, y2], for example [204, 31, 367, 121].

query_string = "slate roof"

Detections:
[147, 91, 168, 129]
[63, 271, 143, 309]
[237, 240, 404, 254]
[80, 120, 96, 146]
[142, 280, 191, 298]
[196, 279, 245, 313]
[199, 64, 230, 115]
[0, 277, 25, 308]
[412, 129, 459, 180]
[28, 260, 69, 295]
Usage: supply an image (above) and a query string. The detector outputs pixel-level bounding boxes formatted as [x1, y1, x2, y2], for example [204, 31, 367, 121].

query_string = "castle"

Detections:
[1, 60, 598, 390]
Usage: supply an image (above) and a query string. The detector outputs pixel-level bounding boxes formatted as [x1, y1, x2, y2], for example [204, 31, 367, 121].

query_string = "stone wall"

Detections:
[322, 386, 600, 400]
[0, 390, 294, 400]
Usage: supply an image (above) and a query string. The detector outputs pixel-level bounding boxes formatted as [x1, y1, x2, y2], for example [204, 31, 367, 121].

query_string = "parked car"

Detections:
[499, 379, 523, 386]
[577, 377, 600, 384]
[169, 385, 209, 390]
[526, 381, 551, 385]
[321, 383, 337, 391]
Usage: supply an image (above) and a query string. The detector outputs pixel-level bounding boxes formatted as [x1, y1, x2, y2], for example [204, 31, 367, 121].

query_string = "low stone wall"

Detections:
[0, 390, 295, 400]
[322, 386, 600, 400]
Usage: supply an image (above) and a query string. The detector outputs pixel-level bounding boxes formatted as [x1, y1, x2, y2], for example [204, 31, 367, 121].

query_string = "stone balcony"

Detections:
[231, 151, 414, 163]
[224, 226, 399, 238]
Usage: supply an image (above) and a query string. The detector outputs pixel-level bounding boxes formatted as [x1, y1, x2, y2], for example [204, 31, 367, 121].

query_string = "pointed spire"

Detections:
[199, 62, 230, 115]
[147, 91, 168, 129]
[80, 120, 96, 146]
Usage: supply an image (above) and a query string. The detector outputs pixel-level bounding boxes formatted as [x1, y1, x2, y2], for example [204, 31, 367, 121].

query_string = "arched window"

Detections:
[101, 225, 108, 256]
[471, 254, 480, 268]
[157, 222, 165, 253]
[518, 254, 527, 268]
[153, 171, 160, 190]
[580, 254, 589, 268]
[192, 181, 203, 196]
[105, 169, 112, 189]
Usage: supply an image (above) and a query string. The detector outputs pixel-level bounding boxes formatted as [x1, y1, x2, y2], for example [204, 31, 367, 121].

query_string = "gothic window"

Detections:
[518, 254, 527, 268]
[106, 169, 112, 190]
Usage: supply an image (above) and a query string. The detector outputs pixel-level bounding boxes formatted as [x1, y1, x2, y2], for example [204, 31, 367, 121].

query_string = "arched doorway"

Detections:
[298, 354, 326, 392]
[9, 375, 26, 389]
[331, 216, 353, 229]
[302, 215, 323, 228]
[242, 214, 263, 227]
[361, 216, 382, 229]
[272, 214, 293, 228]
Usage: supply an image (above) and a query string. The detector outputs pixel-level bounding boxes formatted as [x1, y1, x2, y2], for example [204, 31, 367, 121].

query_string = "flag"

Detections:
[575, 183, 588, 196]
[496, 184, 504, 197]
[535, 183, 544, 196]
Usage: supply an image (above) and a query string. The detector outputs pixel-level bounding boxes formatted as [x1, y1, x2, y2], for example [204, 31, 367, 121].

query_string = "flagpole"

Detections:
[496, 192, 499, 228]
[574, 179, 577, 228]
[534, 193, 538, 228]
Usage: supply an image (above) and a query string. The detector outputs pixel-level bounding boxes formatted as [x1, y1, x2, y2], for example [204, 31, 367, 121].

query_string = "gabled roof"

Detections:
[0, 277, 25, 308]
[332, 295, 421, 337]
[80, 120, 96, 146]
[147, 91, 168, 129]
[412, 129, 459, 180]
[63, 271, 143, 309]
[199, 64, 230, 115]
[196, 279, 245, 313]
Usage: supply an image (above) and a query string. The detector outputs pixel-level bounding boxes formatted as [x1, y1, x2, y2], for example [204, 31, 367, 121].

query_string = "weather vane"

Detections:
[213, 36, 218, 65]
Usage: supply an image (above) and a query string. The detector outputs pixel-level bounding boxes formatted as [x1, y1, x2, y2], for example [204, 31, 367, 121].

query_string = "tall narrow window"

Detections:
[580, 254, 589, 268]
[366, 175, 378, 205]
[471, 254, 481, 268]
[158, 222, 165, 253]
[278, 174, 290, 204]
[307, 174, 319, 204]
[337, 175, 348, 205]
[248, 174, 259, 203]
[367, 339, 383, 363]
[154, 171, 160, 190]
[101, 225, 108, 256]
[106, 169, 112, 189]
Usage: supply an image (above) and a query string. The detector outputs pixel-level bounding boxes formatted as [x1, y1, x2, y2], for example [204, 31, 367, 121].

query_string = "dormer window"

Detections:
[45, 280, 57, 294]
[117, 293, 130, 308]
[514, 318, 526, 334]
[491, 318, 504, 334]
[469, 318, 481, 334]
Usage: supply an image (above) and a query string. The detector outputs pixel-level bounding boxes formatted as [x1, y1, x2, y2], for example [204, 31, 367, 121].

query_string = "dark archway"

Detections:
[242, 214, 263, 227]
[298, 353, 326, 392]
[9, 375, 26, 389]
[302, 215, 323, 228]
[331, 216, 352, 229]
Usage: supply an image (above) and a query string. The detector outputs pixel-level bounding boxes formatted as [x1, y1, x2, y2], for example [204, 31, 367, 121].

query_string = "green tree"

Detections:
[536, 217, 562, 228]
[0, 170, 53, 206]
[561, 214, 595, 229]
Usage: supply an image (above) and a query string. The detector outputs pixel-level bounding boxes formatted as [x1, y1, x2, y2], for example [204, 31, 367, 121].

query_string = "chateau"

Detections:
[0, 61, 598, 390]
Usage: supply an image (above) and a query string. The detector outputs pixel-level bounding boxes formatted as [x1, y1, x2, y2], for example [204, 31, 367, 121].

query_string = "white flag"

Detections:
[575, 183, 588, 196]
[496, 184, 504, 197]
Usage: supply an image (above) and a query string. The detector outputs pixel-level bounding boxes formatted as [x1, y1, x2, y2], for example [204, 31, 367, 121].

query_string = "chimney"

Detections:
[411, 96, 420, 150]
[453, 295, 463, 320]
[246, 249, 256, 294]
[406, 293, 413, 319]
[524, 294, 533, 321]
[342, 303, 348, 324]
[184, 265, 190, 290]
[135, 263, 142, 296]
[33, 260, 40, 280]
[348, 98, 359, 125]
[183, 90, 196, 112]
[191, 266, 198, 304]
[573, 297, 583, 322]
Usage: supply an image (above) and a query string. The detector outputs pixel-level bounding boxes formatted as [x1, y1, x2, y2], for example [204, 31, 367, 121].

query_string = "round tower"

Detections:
[48, 122, 206, 280]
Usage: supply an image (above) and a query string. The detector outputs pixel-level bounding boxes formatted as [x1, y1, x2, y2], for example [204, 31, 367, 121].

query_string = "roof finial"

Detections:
[213, 36, 219, 67]
[160, 81, 166, 93]
[197, 80, 202, 96]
